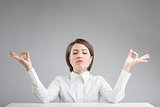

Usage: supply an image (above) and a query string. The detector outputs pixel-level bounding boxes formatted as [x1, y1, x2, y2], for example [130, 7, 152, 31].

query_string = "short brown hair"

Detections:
[65, 38, 94, 72]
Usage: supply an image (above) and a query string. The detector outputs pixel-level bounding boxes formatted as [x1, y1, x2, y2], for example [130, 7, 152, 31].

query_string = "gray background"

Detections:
[0, 0, 160, 107]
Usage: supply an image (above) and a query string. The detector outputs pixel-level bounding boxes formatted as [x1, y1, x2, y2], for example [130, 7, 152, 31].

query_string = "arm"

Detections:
[10, 50, 60, 103]
[100, 49, 150, 103]
[26, 68, 60, 103]
[99, 69, 131, 103]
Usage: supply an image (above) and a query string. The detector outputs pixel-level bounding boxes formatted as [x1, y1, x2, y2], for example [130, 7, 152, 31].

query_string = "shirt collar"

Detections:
[70, 71, 90, 83]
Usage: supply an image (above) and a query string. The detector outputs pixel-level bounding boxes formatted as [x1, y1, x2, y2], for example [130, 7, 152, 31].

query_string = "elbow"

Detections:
[108, 100, 120, 104]
[40, 99, 51, 104]
[32, 92, 52, 104]
[108, 93, 125, 104]
[38, 95, 52, 104]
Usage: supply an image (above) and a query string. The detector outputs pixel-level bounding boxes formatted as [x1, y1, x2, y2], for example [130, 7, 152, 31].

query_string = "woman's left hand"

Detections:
[123, 49, 150, 72]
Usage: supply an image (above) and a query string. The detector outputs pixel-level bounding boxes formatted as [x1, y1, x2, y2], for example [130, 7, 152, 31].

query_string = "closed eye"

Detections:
[73, 52, 88, 55]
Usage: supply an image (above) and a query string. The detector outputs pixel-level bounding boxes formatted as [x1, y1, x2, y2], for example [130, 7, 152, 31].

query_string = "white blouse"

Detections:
[26, 68, 131, 103]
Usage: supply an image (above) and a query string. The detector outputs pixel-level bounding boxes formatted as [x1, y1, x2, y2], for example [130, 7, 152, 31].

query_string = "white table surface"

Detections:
[6, 103, 155, 107]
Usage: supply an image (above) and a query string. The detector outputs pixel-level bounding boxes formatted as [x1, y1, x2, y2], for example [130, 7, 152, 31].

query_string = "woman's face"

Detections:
[69, 43, 93, 73]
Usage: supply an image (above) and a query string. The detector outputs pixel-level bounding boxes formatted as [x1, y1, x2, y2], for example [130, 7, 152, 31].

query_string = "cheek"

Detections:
[70, 56, 76, 63]
[85, 57, 91, 64]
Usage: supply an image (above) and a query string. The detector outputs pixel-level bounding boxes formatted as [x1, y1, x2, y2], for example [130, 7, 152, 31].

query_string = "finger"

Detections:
[20, 52, 26, 59]
[140, 54, 150, 60]
[138, 59, 148, 63]
[26, 50, 30, 59]
[10, 51, 16, 56]
[132, 51, 139, 59]
[10, 51, 20, 60]
[127, 49, 133, 57]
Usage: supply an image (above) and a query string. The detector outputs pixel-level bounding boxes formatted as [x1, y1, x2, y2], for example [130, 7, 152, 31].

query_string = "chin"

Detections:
[76, 66, 86, 70]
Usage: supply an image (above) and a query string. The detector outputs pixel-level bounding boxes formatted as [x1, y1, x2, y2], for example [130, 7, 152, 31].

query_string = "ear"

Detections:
[68, 57, 71, 62]
[90, 56, 93, 64]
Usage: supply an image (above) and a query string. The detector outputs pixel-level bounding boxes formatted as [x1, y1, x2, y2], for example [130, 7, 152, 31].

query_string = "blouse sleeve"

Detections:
[26, 67, 60, 103]
[99, 69, 131, 103]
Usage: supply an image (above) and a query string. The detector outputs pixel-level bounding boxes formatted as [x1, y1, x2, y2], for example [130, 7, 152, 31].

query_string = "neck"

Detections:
[73, 68, 87, 74]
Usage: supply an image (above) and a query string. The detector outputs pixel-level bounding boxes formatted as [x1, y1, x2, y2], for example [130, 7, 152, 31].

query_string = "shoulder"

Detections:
[53, 75, 70, 82]
[90, 74, 111, 88]
[91, 74, 105, 79]
[90, 74, 107, 83]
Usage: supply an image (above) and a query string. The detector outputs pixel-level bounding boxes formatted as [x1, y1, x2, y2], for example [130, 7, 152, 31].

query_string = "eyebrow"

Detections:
[72, 49, 88, 51]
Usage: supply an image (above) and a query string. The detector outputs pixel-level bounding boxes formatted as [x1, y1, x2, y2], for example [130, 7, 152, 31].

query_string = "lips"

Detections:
[76, 60, 84, 63]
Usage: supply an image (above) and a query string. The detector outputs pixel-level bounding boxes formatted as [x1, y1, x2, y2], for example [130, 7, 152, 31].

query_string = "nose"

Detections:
[77, 52, 83, 58]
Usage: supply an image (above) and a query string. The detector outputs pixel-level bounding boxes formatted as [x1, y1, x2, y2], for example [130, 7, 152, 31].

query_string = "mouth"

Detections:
[76, 60, 84, 63]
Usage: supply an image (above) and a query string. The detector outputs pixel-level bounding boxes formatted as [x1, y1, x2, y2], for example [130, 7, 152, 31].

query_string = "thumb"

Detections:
[26, 50, 30, 59]
[127, 49, 133, 57]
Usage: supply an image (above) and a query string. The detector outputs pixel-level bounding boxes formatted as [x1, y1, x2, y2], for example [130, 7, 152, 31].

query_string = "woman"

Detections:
[10, 38, 150, 103]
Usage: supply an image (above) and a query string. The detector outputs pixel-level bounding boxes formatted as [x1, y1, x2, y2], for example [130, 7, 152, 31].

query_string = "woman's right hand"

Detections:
[10, 50, 33, 71]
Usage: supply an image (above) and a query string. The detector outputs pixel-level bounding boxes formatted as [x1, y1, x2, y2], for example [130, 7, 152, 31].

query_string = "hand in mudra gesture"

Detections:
[123, 49, 150, 72]
[10, 50, 33, 71]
